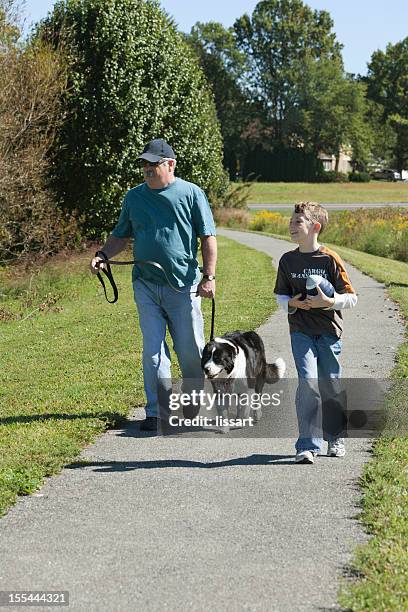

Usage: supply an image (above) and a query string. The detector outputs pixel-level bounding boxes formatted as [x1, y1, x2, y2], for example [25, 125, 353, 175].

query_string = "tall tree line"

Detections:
[188, 0, 408, 179]
[1, 0, 230, 261]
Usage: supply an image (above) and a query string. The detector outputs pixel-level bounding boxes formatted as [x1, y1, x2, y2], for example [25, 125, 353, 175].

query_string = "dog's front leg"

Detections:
[217, 406, 230, 434]
[252, 406, 262, 422]
[210, 379, 231, 433]
[217, 378, 239, 433]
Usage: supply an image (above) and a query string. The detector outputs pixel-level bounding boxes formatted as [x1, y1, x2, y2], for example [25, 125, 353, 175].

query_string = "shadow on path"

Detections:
[66, 453, 296, 472]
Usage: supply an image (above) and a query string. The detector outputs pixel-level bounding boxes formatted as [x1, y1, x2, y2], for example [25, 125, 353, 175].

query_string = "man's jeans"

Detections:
[133, 278, 205, 417]
[290, 331, 346, 453]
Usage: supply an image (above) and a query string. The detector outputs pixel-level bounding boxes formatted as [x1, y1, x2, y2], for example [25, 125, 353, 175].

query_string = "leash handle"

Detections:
[95, 251, 118, 303]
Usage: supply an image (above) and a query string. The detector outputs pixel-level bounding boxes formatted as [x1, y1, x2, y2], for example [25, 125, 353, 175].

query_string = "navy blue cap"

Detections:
[138, 138, 176, 162]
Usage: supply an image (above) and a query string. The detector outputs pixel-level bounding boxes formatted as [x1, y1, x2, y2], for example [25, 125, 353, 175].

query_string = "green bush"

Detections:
[39, 0, 228, 237]
[349, 171, 371, 182]
[318, 170, 349, 183]
[0, 5, 80, 262]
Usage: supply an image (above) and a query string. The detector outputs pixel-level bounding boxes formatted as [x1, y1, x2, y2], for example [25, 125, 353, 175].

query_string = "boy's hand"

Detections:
[304, 285, 335, 309]
[289, 293, 311, 310]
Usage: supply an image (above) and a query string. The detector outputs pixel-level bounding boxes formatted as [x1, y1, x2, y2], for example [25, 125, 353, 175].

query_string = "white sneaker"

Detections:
[327, 439, 346, 457]
[295, 450, 316, 464]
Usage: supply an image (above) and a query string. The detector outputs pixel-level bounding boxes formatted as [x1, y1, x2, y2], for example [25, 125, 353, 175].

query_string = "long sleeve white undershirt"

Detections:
[275, 292, 358, 314]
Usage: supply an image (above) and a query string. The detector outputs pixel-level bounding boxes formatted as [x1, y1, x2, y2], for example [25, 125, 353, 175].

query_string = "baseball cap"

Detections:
[138, 138, 176, 163]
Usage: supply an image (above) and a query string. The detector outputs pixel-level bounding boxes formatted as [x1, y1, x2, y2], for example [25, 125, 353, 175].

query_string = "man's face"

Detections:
[289, 212, 318, 243]
[141, 158, 175, 188]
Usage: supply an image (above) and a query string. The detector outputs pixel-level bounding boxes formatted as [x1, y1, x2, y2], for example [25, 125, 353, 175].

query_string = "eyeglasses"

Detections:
[140, 159, 168, 168]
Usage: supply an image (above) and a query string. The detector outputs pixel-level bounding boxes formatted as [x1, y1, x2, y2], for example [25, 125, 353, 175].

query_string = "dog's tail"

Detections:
[265, 357, 286, 382]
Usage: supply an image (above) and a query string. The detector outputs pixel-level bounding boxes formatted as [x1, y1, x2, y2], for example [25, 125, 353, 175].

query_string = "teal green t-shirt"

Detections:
[111, 177, 216, 287]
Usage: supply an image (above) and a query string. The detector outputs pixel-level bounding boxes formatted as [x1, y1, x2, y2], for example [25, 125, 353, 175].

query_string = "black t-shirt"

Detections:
[274, 245, 355, 337]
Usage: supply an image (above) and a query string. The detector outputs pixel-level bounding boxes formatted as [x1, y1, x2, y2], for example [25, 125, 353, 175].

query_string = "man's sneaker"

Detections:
[327, 438, 346, 457]
[295, 450, 316, 464]
[139, 416, 158, 432]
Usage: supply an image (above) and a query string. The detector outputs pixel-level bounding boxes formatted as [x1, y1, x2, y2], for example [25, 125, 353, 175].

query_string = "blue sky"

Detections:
[22, 0, 408, 75]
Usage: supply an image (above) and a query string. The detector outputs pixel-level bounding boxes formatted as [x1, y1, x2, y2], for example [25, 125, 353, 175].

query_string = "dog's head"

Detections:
[201, 338, 238, 379]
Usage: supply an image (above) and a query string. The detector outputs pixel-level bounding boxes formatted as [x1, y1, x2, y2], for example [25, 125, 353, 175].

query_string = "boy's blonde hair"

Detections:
[294, 201, 328, 235]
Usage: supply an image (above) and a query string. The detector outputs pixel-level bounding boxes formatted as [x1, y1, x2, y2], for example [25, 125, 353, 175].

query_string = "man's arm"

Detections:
[198, 235, 217, 298]
[90, 235, 130, 274]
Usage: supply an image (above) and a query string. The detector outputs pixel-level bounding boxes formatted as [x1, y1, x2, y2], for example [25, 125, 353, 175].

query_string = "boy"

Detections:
[274, 202, 358, 464]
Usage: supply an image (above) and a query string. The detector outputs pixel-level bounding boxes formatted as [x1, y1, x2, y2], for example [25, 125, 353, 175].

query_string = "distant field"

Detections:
[248, 182, 408, 204]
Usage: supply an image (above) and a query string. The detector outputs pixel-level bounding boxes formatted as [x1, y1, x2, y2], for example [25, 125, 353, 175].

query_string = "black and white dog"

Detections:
[201, 331, 285, 428]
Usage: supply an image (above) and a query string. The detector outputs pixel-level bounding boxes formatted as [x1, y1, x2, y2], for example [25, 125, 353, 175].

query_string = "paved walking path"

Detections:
[0, 231, 404, 612]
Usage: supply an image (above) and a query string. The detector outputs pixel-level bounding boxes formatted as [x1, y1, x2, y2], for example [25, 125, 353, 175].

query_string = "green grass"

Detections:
[248, 181, 408, 204]
[0, 237, 276, 517]
[331, 247, 408, 611]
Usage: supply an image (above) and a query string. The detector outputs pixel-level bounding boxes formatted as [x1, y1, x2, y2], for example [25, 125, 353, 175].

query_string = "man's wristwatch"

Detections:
[202, 274, 216, 281]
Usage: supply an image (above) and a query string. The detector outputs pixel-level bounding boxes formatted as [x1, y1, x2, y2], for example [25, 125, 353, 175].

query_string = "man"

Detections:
[90, 138, 217, 431]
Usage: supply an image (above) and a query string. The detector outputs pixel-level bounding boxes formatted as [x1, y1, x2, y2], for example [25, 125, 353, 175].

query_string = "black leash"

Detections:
[95, 250, 215, 341]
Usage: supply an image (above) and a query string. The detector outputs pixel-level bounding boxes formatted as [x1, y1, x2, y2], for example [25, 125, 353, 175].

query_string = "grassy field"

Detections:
[246, 207, 408, 263]
[248, 181, 408, 204]
[0, 236, 276, 517]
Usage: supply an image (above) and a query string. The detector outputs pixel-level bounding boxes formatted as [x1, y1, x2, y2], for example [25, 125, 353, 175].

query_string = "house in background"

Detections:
[318, 147, 353, 173]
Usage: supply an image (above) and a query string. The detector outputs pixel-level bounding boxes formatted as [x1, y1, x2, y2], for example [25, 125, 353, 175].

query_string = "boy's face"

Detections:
[289, 212, 319, 243]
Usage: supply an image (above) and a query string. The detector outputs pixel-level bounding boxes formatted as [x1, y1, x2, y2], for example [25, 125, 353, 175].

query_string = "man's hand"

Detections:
[89, 236, 129, 275]
[304, 285, 335, 309]
[289, 293, 311, 310]
[197, 279, 215, 299]
[90, 256, 106, 275]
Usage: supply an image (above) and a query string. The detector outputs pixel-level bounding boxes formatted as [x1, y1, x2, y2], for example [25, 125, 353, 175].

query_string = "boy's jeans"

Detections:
[133, 278, 205, 417]
[290, 331, 346, 453]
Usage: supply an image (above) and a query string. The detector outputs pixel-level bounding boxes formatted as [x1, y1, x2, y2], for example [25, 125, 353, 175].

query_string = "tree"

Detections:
[295, 55, 372, 170]
[187, 22, 252, 178]
[364, 99, 396, 168]
[0, 0, 79, 262]
[366, 38, 408, 172]
[233, 0, 343, 148]
[39, 0, 228, 237]
[0, 0, 20, 46]
[187, 22, 264, 178]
